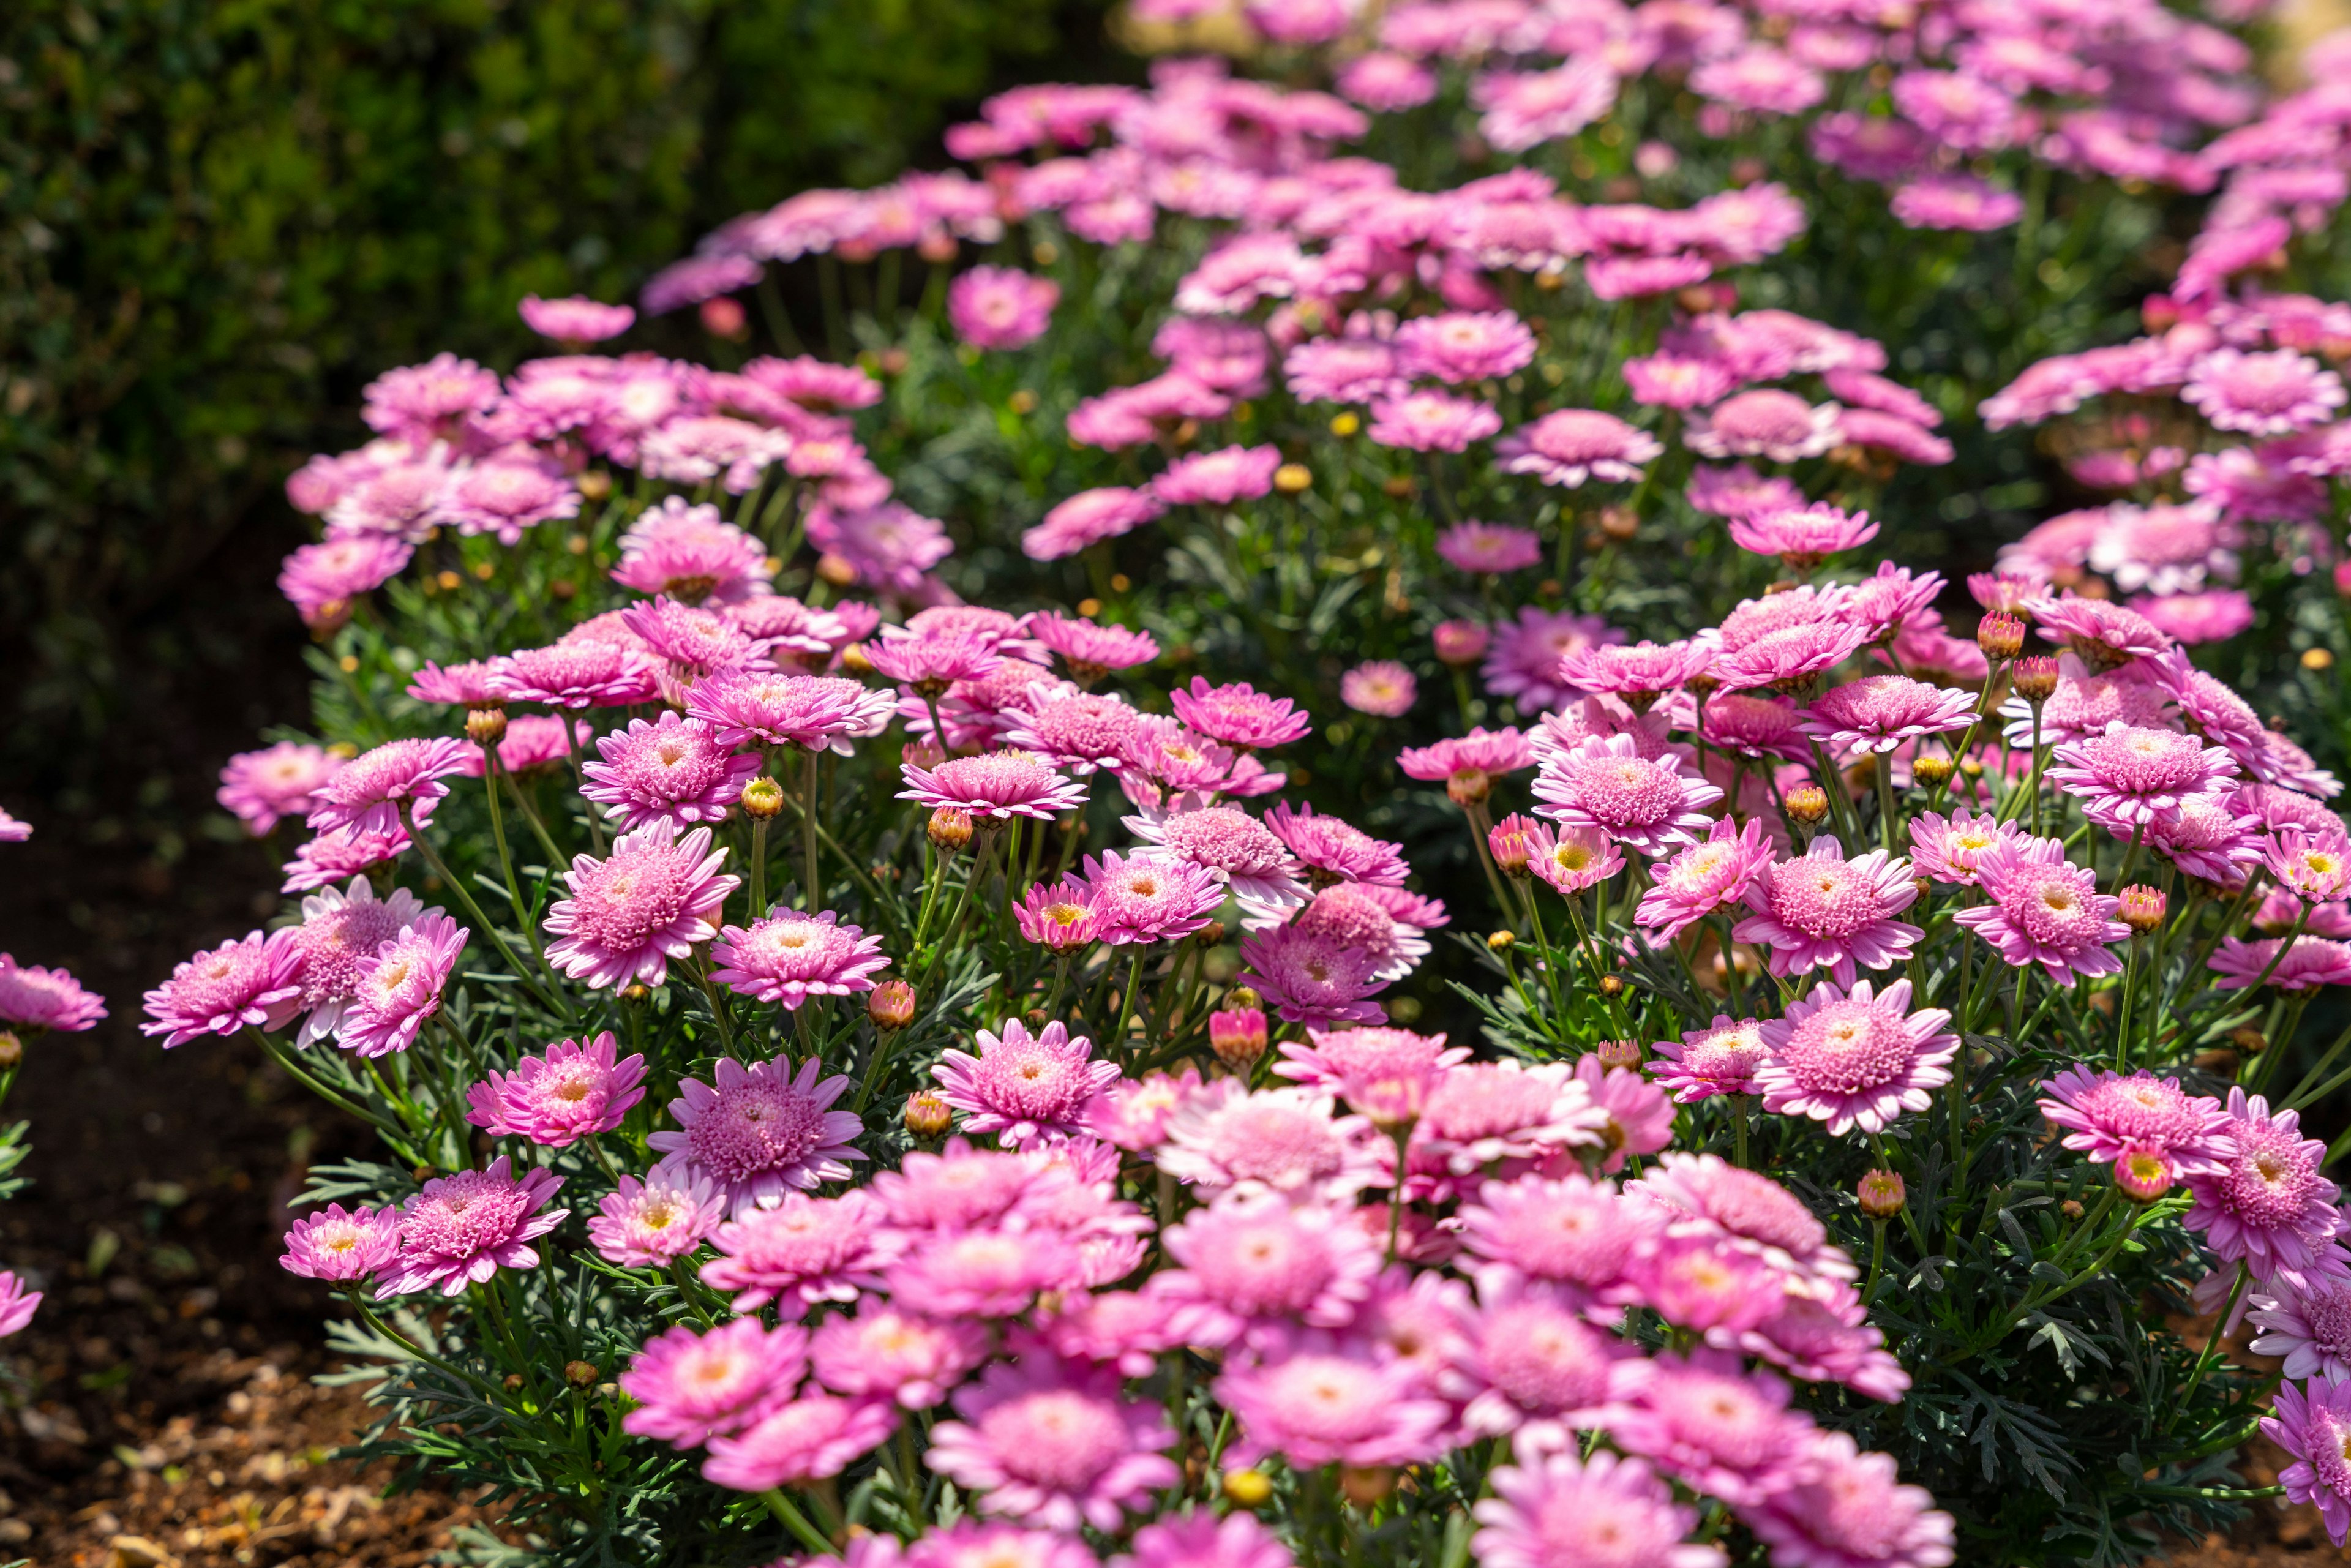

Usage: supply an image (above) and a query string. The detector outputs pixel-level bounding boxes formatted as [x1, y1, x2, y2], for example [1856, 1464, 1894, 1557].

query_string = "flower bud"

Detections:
[1911, 754, 1954, 789]
[0, 1032, 21, 1071]
[1196, 920, 1228, 948]
[1433, 620, 1490, 667]
[620, 983, 651, 1005]
[1446, 767, 1492, 806]
[816, 552, 860, 588]
[2011, 656, 2060, 705]
[464, 706, 509, 746]
[577, 470, 613, 502]
[928, 807, 975, 853]
[2230, 1024, 2268, 1057]
[1597, 974, 1627, 1000]
[564, 1360, 599, 1387]
[869, 980, 917, 1032]
[1341, 1466, 1397, 1506]
[1976, 612, 2025, 662]
[1488, 816, 1537, 877]
[1209, 1007, 1268, 1071]
[1595, 1038, 1643, 1070]
[1274, 463, 1313, 494]
[1856, 1169, 1907, 1218]
[740, 776, 786, 820]
[1223, 1469, 1274, 1508]
[1225, 985, 1261, 1012]
[1329, 412, 1361, 438]
[1487, 930, 1517, 954]
[2118, 884, 2165, 936]
[839, 641, 876, 675]
[1597, 505, 1639, 542]
[2308, 648, 2336, 672]
[902, 738, 947, 770]
[504, 1373, 527, 1393]
[1783, 784, 1831, 827]
[902, 1090, 953, 1140]
[2115, 1141, 2175, 1203]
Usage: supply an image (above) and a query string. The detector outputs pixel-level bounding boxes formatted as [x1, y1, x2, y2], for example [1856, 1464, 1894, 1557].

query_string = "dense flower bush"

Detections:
[147, 2, 2351, 1564]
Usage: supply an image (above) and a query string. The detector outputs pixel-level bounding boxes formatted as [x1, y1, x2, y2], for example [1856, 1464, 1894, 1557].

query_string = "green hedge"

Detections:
[0, 0, 1106, 755]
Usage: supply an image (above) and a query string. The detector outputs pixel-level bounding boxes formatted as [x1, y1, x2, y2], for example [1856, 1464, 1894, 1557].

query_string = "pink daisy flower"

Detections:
[1625, 353, 1741, 410]
[1341, 661, 1418, 718]
[1151, 445, 1283, 507]
[2210, 936, 2351, 991]
[2183, 348, 2346, 437]
[2036, 1066, 2233, 1177]
[277, 534, 413, 629]
[1457, 1171, 1659, 1304]
[1907, 807, 2021, 887]
[1496, 408, 1662, 487]
[882, 1228, 1088, 1318]
[900, 751, 1089, 823]
[217, 743, 345, 836]
[1840, 561, 1946, 644]
[280, 825, 411, 895]
[378, 1157, 566, 1297]
[1171, 677, 1312, 751]
[1745, 1430, 1956, 1568]
[304, 737, 475, 836]
[1532, 824, 1625, 896]
[1437, 521, 1544, 576]
[1472, 60, 1619, 152]
[1276, 1024, 1468, 1091]
[1798, 675, 1975, 759]
[812, 1302, 992, 1409]
[141, 928, 305, 1047]
[622, 1317, 808, 1447]
[1575, 1055, 1676, 1172]
[1474, 1449, 1720, 1568]
[337, 912, 467, 1059]
[519, 294, 633, 343]
[621, 596, 774, 686]
[1952, 835, 2128, 983]
[1649, 1016, 1770, 1103]
[1712, 619, 1872, 694]
[1022, 486, 1165, 561]
[948, 266, 1061, 351]
[2263, 1377, 2351, 1547]
[494, 639, 659, 709]
[926, 1354, 1178, 1532]
[1729, 504, 1880, 568]
[1126, 803, 1310, 909]
[710, 909, 890, 1008]
[612, 499, 773, 601]
[686, 670, 895, 754]
[1238, 926, 1390, 1027]
[904, 1522, 1095, 1568]
[1612, 1351, 1817, 1507]
[1532, 732, 1723, 857]
[1215, 1330, 1452, 1470]
[1016, 879, 1102, 954]
[588, 1174, 724, 1268]
[703, 1394, 899, 1490]
[1890, 173, 2022, 231]
[1028, 613, 1159, 683]
[1733, 836, 1922, 986]
[467, 1032, 648, 1147]
[1115, 1512, 1292, 1568]
[648, 1056, 864, 1217]
[1755, 978, 1957, 1136]
[1700, 693, 1812, 762]
[579, 712, 759, 831]
[2025, 595, 2172, 672]
[1637, 816, 1775, 940]
[1559, 640, 1716, 711]
[544, 820, 738, 989]
[2047, 721, 2238, 830]
[1483, 607, 1625, 713]
[1687, 462, 1804, 521]
[0, 955, 105, 1034]
[1409, 1061, 1608, 1188]
[1395, 311, 1537, 384]
[1262, 801, 1409, 887]
[700, 1188, 897, 1313]
[2249, 1272, 2351, 1384]
[1445, 1272, 1635, 1442]
[1079, 850, 1226, 946]
[1630, 1154, 1855, 1286]
[1367, 391, 1503, 452]
[1397, 727, 1537, 797]
[1155, 1192, 1382, 1345]
[280, 1202, 402, 1284]
[1084, 1069, 1202, 1153]
[932, 1018, 1122, 1147]
[1685, 389, 1842, 462]
[1156, 1081, 1385, 1201]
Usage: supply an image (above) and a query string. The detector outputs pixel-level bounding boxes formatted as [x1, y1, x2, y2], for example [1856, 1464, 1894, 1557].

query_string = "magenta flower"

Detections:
[304, 737, 476, 836]
[2038, 1066, 2234, 1177]
[1156, 1081, 1385, 1202]
[612, 498, 773, 604]
[279, 535, 413, 628]
[812, 1302, 992, 1409]
[1239, 926, 1390, 1027]
[903, 1523, 1095, 1568]
[588, 1174, 723, 1268]
[900, 751, 1090, 822]
[1532, 824, 1625, 896]
[1215, 1330, 1452, 1471]
[686, 670, 895, 754]
[1079, 851, 1226, 946]
[1755, 978, 1957, 1137]
[1496, 408, 1661, 487]
[1559, 640, 1715, 710]
[1953, 835, 2128, 983]
[1028, 613, 1160, 680]
[2250, 1272, 2351, 1384]
[443, 454, 580, 544]
[1022, 486, 1165, 561]
[1367, 391, 1503, 452]
[337, 912, 467, 1059]
[519, 294, 633, 343]
[926, 1353, 1179, 1532]
[948, 266, 1061, 351]
[378, 1157, 566, 1297]
[1155, 1192, 1381, 1345]
[1730, 504, 1880, 568]
[1284, 336, 1407, 405]
[648, 1056, 863, 1216]
[1457, 1171, 1657, 1305]
[1532, 732, 1723, 856]
[621, 1318, 808, 1447]
[141, 928, 306, 1048]
[1114, 1512, 1293, 1568]
[1798, 675, 1976, 758]
[362, 352, 499, 438]
[883, 1226, 1088, 1318]
[1395, 311, 1537, 384]
[1171, 677, 1312, 751]
[2025, 594, 2172, 672]
[217, 743, 345, 836]
[2210, 936, 2351, 991]
[1637, 816, 1775, 940]
[622, 596, 773, 685]
[1409, 1060, 1608, 1186]
[1151, 444, 1282, 506]
[1445, 1272, 1633, 1442]
[467, 1032, 648, 1147]
[2047, 721, 2237, 830]
[0, 956, 106, 1034]
[1687, 462, 1804, 521]
[279, 1202, 402, 1284]
[544, 820, 739, 989]
[1436, 522, 1543, 576]
[1649, 1016, 1770, 1103]
[1685, 389, 1842, 462]
[710, 909, 891, 1008]
[2183, 347, 2346, 437]
[1000, 687, 1144, 775]
[1745, 1430, 1957, 1568]
[2264, 1377, 2351, 1547]
[1127, 801, 1310, 909]
[493, 639, 659, 708]
[1733, 836, 1923, 986]
[1482, 606, 1624, 712]
[281, 826, 412, 895]
[703, 1394, 899, 1491]
[1472, 59, 1619, 152]
[1700, 694, 1810, 762]
[700, 1189, 897, 1313]
[1474, 1449, 1720, 1568]
[1016, 879, 1103, 953]
[1907, 806, 2020, 887]
[1891, 173, 2023, 231]
[1613, 1350, 1818, 1507]
[1341, 661, 1418, 718]
[2184, 1089, 2342, 1276]
[1625, 353, 1740, 410]
[1713, 618, 1871, 694]
[932, 1018, 1121, 1146]
[1574, 1055, 1675, 1172]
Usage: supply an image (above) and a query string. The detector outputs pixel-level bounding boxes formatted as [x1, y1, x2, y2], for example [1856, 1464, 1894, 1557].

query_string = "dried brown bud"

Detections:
[868, 980, 917, 1032]
[2230, 1024, 2268, 1056]
[576, 470, 613, 501]
[1340, 1466, 1397, 1506]
[1446, 768, 1492, 806]
[620, 983, 651, 1005]
[1597, 505, 1639, 542]
[1597, 974, 1627, 1000]
[928, 807, 975, 853]
[564, 1360, 599, 1387]
[1382, 475, 1417, 500]
[1196, 920, 1228, 948]
[740, 776, 785, 820]
[464, 706, 509, 747]
[1783, 784, 1831, 827]
[902, 1090, 953, 1139]
[503, 1373, 527, 1393]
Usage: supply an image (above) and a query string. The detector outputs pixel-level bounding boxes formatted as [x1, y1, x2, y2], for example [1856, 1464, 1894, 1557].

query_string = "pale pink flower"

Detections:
[2184, 348, 2347, 436]
[2186, 1089, 2343, 1276]
[1533, 824, 1625, 896]
[1712, 618, 1872, 694]
[1730, 504, 1879, 568]
[141, 929, 305, 1047]
[1457, 1171, 1658, 1305]
[925, 1354, 1178, 1532]
[280, 1203, 402, 1283]
[1496, 409, 1661, 487]
[2148, 792, 2268, 885]
[1216, 1330, 1452, 1469]
[1559, 640, 1715, 710]
[1172, 677, 1312, 751]
[1745, 1430, 1956, 1568]
[2025, 594, 2172, 672]
[1080, 850, 1226, 945]
[1115, 1512, 1292, 1568]
[1637, 816, 1775, 940]
[519, 294, 633, 343]
[1409, 1060, 1608, 1185]
[1341, 661, 1417, 718]
[1733, 836, 1923, 986]
[1473, 61, 1619, 152]
[544, 820, 737, 989]
[949, 267, 1060, 351]
[1083, 1070, 1203, 1153]
[1483, 607, 1625, 712]
[1367, 391, 1503, 452]
[1022, 487, 1165, 561]
[710, 910, 890, 1008]
[1891, 174, 2022, 231]
[612, 497, 773, 604]
[1954, 835, 2128, 983]
[1687, 462, 1804, 521]
[2210, 936, 2351, 991]
[280, 826, 411, 895]
[883, 1228, 1087, 1318]
[703, 1395, 898, 1490]
[2048, 721, 2238, 829]
[305, 737, 475, 836]
[495, 639, 659, 708]
[1029, 614, 1160, 681]
[1629, 1152, 1855, 1283]
[2036, 1066, 2233, 1177]
[1614, 1350, 1817, 1506]
[2249, 1272, 2351, 1384]
[621, 1318, 808, 1447]
[337, 913, 467, 1058]
[1907, 807, 2020, 887]
[589, 1174, 723, 1268]
[579, 713, 759, 830]
[1155, 1193, 1382, 1345]
[1685, 390, 1842, 462]
[1263, 801, 1409, 886]
[701, 1189, 898, 1312]
[1799, 675, 1975, 758]
[1755, 978, 1957, 1136]
[1016, 879, 1102, 954]
[811, 1302, 992, 1409]
[1474, 1449, 1722, 1568]
[0, 956, 107, 1034]
[1275, 1024, 1468, 1092]
[217, 743, 344, 836]
[902, 1522, 1093, 1568]
[1395, 311, 1537, 384]
[932, 1018, 1122, 1147]
[1532, 732, 1723, 856]
[1700, 693, 1811, 762]
[1649, 1016, 1770, 1103]
[1125, 802, 1309, 909]
[900, 751, 1089, 822]
[1446, 1272, 1635, 1442]
[1157, 1081, 1385, 1201]
[1152, 445, 1283, 506]
[647, 1056, 864, 1216]
[379, 1157, 566, 1297]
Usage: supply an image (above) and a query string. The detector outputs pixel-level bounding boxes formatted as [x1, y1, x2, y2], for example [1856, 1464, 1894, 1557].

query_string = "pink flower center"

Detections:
[1190, 1214, 1329, 1313]
[977, 1389, 1128, 1491]
[1160, 808, 1284, 875]
[686, 1077, 826, 1185]
[1681, 1026, 1767, 1082]
[2220, 1121, 2325, 1227]
[1561, 754, 1683, 830]
[403, 1171, 528, 1261]
[297, 904, 408, 1006]
[1262, 1356, 1390, 1439]
[2072, 1076, 2203, 1146]
[1199, 1102, 1349, 1189]
[1663, 1370, 1785, 1466]
[569, 843, 699, 951]
[1767, 858, 1885, 940]
[1780, 999, 1916, 1095]
[1671, 1165, 1824, 1255]
[1533, 1490, 1674, 1564]
[2076, 727, 2206, 795]
[2010, 871, 2106, 950]
[1424, 1067, 1556, 1141]
[1712, 389, 1815, 446]
[1487, 1192, 1637, 1283]
[1482, 1301, 1611, 1411]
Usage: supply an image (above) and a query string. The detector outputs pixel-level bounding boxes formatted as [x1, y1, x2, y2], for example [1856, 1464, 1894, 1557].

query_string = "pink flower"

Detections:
[2037, 1066, 2233, 1177]
[1152, 445, 1281, 506]
[1730, 504, 1880, 568]
[1687, 462, 1804, 520]
[378, 1157, 566, 1297]
[1636, 816, 1775, 940]
[279, 1203, 402, 1284]
[1698, 694, 1810, 763]
[1560, 641, 1715, 710]
[1337, 51, 1437, 111]
[1474, 1448, 1722, 1568]
[281, 826, 411, 895]
[1263, 801, 1409, 887]
[544, 820, 738, 989]
[1437, 522, 1543, 575]
[1532, 732, 1723, 856]
[1755, 978, 1957, 1136]
[926, 1354, 1178, 1531]
[687, 670, 894, 754]
[900, 751, 1090, 822]
[1157, 1193, 1381, 1344]
[2132, 590, 2257, 645]
[1907, 806, 2020, 886]
[519, 294, 633, 343]
[217, 743, 344, 836]
[1445, 1274, 1635, 1442]
[1630, 1153, 1854, 1283]
[1239, 927, 1389, 1027]
[579, 712, 759, 831]
[1079, 850, 1226, 945]
[2025, 594, 2172, 672]
[1745, 1430, 1956, 1568]
[1532, 824, 1625, 895]
[1284, 336, 1408, 405]
[495, 639, 659, 708]
[808, 501, 956, 592]
[1483, 607, 1625, 712]
[588, 1174, 723, 1268]
[304, 737, 475, 836]
[2187, 1089, 2344, 1276]
[1276, 1024, 1468, 1092]
[1496, 409, 1661, 487]
[1410, 1061, 1607, 1187]
[1685, 390, 1842, 462]
[2249, 1273, 2351, 1384]
[1712, 618, 1871, 694]
[949, 267, 1060, 351]
[812, 1302, 992, 1409]
[1397, 727, 1536, 794]
[612, 497, 773, 603]
[1016, 879, 1102, 953]
[1125, 803, 1308, 908]
[710, 910, 890, 1008]
[1029, 614, 1159, 681]
[1214, 1331, 1452, 1469]
[648, 1056, 864, 1216]
[1395, 311, 1537, 384]
[1367, 391, 1503, 452]
[701, 1189, 897, 1312]
[2263, 1377, 2351, 1547]
[141, 929, 305, 1047]
[1172, 677, 1311, 750]
[621, 1318, 809, 1447]
[1473, 61, 1619, 152]
[1156, 1081, 1385, 1201]
[1114, 1512, 1292, 1568]
[336, 913, 467, 1058]
[883, 1228, 1087, 1317]
[467, 1032, 647, 1146]
[1022, 487, 1165, 561]
[2210, 936, 2351, 991]
[2047, 721, 2237, 829]
[902, 1523, 1095, 1568]
[1625, 353, 1740, 410]
[443, 453, 580, 544]
[1341, 661, 1418, 717]
[1890, 174, 2023, 231]
[362, 353, 500, 440]
[1613, 1350, 1817, 1507]
[1799, 675, 1975, 758]
[1953, 835, 2128, 983]
[0, 956, 106, 1033]
[1649, 1016, 1770, 1103]
[1084, 1070, 1202, 1153]
[1733, 836, 1923, 986]
[1457, 1172, 1658, 1304]
[933, 1018, 1122, 1147]
[1573, 1056, 1675, 1172]
[1693, 44, 1824, 115]
[2183, 348, 2346, 436]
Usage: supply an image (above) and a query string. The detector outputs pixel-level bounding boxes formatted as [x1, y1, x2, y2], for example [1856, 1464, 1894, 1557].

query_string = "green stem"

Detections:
[759, 1489, 835, 1556]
